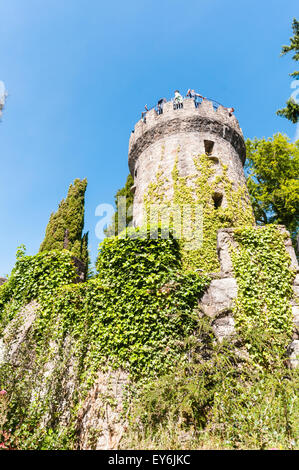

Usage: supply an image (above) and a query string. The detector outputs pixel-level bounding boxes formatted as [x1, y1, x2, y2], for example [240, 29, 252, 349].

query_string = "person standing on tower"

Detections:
[186, 89, 204, 107]
[141, 104, 149, 122]
[157, 98, 166, 115]
[173, 90, 183, 109]
[225, 106, 235, 116]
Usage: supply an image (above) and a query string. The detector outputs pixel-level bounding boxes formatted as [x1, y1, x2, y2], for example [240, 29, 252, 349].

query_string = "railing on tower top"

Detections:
[140, 94, 224, 121]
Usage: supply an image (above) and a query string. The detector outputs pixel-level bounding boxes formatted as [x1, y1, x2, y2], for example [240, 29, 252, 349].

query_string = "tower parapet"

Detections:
[129, 98, 245, 168]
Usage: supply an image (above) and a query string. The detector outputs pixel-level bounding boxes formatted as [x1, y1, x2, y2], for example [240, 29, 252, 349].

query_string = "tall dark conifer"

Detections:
[40, 179, 89, 269]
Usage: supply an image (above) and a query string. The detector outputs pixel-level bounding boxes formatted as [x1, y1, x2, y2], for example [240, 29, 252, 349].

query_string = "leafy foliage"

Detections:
[231, 225, 295, 364]
[0, 231, 210, 449]
[277, 98, 299, 124]
[277, 18, 299, 123]
[246, 134, 299, 238]
[144, 148, 254, 272]
[123, 332, 299, 450]
[0, 247, 77, 330]
[105, 174, 134, 237]
[39, 179, 89, 272]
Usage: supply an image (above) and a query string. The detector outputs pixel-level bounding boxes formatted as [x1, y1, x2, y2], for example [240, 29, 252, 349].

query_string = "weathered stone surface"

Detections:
[292, 305, 299, 340]
[293, 285, 299, 298]
[0, 300, 39, 364]
[212, 314, 236, 342]
[287, 340, 299, 369]
[276, 226, 299, 273]
[0, 338, 6, 364]
[77, 369, 129, 450]
[0, 299, 129, 446]
[128, 98, 248, 226]
[200, 277, 238, 319]
[293, 305, 299, 326]
[217, 229, 238, 276]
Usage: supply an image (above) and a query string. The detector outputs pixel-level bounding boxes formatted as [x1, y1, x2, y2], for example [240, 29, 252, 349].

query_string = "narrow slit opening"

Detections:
[212, 192, 223, 209]
[204, 140, 215, 156]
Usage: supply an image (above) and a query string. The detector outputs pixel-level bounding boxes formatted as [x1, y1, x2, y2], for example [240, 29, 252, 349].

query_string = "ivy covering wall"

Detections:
[0, 230, 210, 449]
[144, 149, 255, 272]
[0, 163, 297, 450]
[231, 225, 296, 364]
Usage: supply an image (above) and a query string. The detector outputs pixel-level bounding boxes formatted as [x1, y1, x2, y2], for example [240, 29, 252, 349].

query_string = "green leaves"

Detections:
[246, 134, 299, 238]
[104, 174, 134, 237]
[277, 18, 299, 124]
[0, 249, 77, 328]
[231, 225, 295, 364]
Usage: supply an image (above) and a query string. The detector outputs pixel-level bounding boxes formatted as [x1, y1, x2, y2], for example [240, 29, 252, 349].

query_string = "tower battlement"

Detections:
[129, 98, 245, 175]
[128, 96, 251, 229]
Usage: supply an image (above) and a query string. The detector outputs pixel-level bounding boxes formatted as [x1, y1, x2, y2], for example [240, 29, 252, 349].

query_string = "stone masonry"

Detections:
[128, 97, 249, 227]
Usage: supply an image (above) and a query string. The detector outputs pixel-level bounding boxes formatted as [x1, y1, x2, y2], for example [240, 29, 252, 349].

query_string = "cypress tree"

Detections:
[40, 178, 89, 269]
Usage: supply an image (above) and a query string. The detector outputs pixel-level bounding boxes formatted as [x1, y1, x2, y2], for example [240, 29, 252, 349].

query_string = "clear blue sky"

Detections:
[0, 0, 298, 276]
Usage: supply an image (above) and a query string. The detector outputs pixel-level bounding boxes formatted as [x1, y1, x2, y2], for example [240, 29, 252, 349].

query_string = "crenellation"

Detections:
[129, 98, 243, 149]
[145, 107, 158, 126]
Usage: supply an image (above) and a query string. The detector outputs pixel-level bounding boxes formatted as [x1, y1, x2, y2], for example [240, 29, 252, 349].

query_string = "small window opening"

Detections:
[204, 140, 214, 156]
[212, 192, 223, 209]
[135, 169, 138, 177]
[208, 156, 219, 164]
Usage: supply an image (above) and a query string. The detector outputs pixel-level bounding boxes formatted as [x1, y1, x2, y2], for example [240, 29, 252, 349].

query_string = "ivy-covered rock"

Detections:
[231, 225, 296, 364]
[0, 247, 77, 330]
[0, 231, 210, 449]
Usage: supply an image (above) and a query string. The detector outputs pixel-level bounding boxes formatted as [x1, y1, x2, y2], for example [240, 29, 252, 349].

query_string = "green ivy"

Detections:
[0, 247, 77, 330]
[144, 148, 254, 272]
[231, 225, 295, 364]
[0, 230, 210, 449]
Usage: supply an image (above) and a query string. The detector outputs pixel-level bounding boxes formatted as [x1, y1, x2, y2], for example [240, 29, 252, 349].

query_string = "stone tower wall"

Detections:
[128, 98, 249, 226]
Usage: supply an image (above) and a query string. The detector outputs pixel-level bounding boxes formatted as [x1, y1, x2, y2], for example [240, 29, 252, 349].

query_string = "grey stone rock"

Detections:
[77, 369, 129, 450]
[293, 285, 299, 298]
[212, 314, 236, 342]
[217, 229, 238, 276]
[276, 226, 299, 272]
[0, 277, 6, 286]
[287, 340, 299, 369]
[292, 305, 299, 339]
[200, 277, 238, 318]
[2, 300, 39, 362]
[0, 338, 7, 365]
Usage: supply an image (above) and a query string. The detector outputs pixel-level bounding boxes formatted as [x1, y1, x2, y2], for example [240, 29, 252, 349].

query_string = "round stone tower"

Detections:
[128, 96, 254, 271]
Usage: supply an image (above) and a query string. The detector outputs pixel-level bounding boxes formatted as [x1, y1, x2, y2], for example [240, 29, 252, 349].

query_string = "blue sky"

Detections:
[0, 0, 298, 276]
